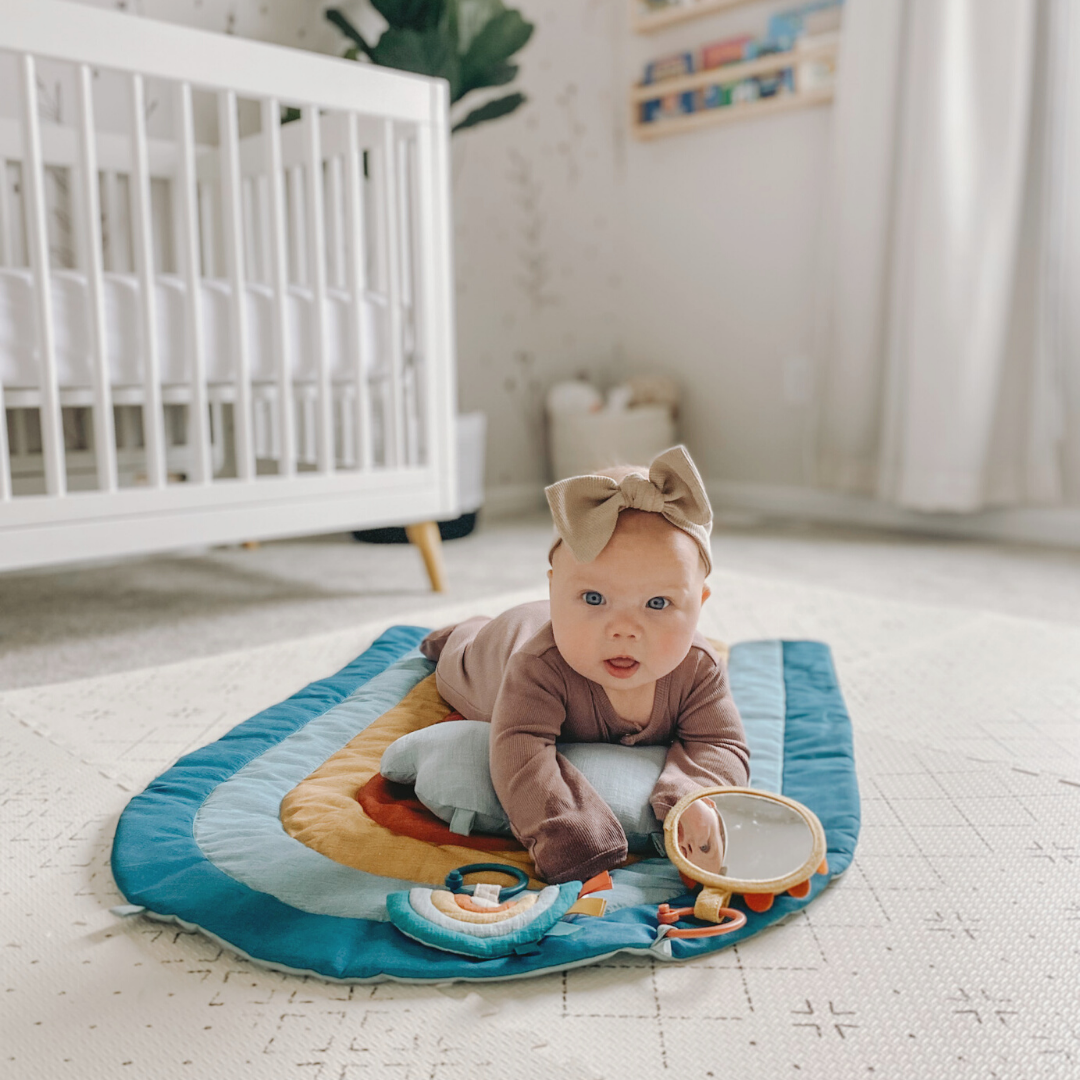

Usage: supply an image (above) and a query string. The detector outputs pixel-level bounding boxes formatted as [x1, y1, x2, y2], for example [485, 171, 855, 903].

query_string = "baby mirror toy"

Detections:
[659, 786, 829, 937]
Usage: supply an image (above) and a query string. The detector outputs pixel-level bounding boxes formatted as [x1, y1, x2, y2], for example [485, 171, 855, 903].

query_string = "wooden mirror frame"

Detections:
[663, 786, 827, 896]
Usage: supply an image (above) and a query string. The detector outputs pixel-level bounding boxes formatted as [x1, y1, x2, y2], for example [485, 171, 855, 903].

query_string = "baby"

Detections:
[420, 446, 749, 883]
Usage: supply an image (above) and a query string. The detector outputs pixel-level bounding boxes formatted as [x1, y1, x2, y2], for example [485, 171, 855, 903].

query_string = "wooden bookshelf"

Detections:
[630, 36, 838, 103]
[632, 85, 834, 141]
[633, 0, 761, 34]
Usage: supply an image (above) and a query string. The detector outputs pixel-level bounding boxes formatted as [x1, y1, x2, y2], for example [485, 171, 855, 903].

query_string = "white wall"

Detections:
[452, 0, 834, 496]
[73, 0, 341, 52]
[620, 3, 831, 490]
[451, 0, 626, 495]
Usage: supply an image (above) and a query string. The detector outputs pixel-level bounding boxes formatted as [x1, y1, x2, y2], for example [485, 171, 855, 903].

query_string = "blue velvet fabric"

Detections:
[727, 639, 786, 793]
[111, 633, 860, 982]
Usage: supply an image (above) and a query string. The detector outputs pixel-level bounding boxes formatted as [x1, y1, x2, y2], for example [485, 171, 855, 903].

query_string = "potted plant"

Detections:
[326, 0, 535, 133]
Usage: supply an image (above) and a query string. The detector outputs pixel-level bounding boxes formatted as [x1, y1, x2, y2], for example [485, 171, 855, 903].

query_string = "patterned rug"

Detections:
[2, 575, 1077, 1079]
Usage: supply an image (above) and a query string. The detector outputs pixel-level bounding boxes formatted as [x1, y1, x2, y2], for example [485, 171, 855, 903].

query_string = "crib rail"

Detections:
[0, 0, 457, 571]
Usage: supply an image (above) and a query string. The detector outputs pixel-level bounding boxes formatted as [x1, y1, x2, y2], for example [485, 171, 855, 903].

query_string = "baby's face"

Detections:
[548, 511, 710, 694]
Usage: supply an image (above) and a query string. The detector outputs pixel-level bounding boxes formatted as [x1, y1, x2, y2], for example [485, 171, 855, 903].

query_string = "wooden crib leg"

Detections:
[405, 522, 447, 593]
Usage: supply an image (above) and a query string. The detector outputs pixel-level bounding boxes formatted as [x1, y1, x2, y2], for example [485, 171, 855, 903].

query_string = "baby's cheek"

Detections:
[551, 618, 599, 677]
[655, 620, 697, 670]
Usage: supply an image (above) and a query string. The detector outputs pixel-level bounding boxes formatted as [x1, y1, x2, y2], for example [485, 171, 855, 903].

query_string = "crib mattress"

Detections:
[110, 626, 861, 984]
[0, 266, 386, 392]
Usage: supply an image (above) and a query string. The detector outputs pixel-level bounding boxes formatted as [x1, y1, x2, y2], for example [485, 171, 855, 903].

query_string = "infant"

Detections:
[419, 446, 749, 883]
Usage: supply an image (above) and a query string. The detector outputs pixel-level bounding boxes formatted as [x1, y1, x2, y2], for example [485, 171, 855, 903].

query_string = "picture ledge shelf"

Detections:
[631, 85, 834, 140]
[633, 0, 762, 34]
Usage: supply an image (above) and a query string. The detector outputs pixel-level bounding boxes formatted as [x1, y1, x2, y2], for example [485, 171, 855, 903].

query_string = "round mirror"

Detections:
[665, 786, 826, 892]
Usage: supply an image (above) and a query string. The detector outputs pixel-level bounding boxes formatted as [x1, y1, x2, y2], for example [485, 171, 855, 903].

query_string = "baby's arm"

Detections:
[489, 654, 628, 884]
[650, 650, 750, 823]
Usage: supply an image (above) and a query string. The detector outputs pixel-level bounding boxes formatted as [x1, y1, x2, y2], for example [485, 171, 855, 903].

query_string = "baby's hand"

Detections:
[676, 797, 725, 876]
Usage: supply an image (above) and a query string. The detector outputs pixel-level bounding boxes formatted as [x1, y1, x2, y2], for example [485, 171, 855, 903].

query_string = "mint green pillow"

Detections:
[379, 720, 667, 852]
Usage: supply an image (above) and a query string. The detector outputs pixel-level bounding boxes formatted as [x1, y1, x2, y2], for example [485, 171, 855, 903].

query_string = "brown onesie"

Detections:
[420, 600, 750, 884]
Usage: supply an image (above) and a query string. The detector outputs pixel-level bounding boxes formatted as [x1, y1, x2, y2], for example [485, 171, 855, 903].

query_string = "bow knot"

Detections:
[618, 473, 666, 514]
[545, 446, 713, 573]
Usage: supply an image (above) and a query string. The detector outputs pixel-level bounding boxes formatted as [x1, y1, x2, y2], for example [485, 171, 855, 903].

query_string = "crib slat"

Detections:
[128, 73, 167, 489]
[218, 90, 255, 481]
[174, 81, 212, 484]
[396, 138, 414, 311]
[326, 153, 344, 290]
[75, 64, 119, 494]
[260, 98, 295, 477]
[20, 54, 66, 497]
[415, 86, 455, 495]
[302, 106, 334, 474]
[288, 164, 306, 286]
[401, 136, 420, 466]
[380, 119, 405, 469]
[343, 113, 372, 471]
[242, 177, 258, 286]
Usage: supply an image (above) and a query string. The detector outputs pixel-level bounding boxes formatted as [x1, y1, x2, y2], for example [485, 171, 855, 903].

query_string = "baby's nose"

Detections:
[607, 612, 642, 637]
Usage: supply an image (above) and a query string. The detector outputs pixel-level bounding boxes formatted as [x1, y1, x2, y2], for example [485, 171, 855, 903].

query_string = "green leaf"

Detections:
[459, 10, 533, 95]
[456, 0, 505, 53]
[325, 9, 375, 57]
[371, 26, 461, 98]
[370, 0, 446, 32]
[468, 61, 517, 90]
[451, 91, 526, 133]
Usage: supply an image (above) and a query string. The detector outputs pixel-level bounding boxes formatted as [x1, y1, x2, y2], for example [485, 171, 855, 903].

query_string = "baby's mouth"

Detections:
[604, 656, 640, 679]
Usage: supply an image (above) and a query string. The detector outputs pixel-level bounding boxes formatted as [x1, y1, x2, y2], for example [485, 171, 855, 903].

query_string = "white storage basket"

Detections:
[549, 404, 676, 481]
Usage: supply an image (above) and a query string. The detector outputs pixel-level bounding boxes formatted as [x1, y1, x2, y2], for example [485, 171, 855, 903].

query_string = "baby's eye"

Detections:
[646, 596, 670, 610]
[583, 591, 604, 606]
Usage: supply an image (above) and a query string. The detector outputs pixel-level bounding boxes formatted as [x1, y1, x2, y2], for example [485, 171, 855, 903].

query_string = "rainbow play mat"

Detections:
[111, 627, 860, 983]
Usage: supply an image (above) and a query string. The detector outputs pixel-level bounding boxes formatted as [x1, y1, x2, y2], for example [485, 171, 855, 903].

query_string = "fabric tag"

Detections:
[566, 896, 607, 917]
[449, 808, 476, 835]
[470, 883, 503, 907]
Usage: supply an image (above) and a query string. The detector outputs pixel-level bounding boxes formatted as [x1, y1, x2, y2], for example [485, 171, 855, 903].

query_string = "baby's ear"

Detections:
[701, 584, 711, 604]
[547, 568, 554, 584]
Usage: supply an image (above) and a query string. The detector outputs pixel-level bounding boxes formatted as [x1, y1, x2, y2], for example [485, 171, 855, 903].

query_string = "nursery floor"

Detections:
[3, 514, 1080, 690]
[2, 524, 1078, 1080]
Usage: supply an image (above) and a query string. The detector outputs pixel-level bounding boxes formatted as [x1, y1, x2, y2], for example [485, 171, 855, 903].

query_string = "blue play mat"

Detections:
[111, 629, 860, 983]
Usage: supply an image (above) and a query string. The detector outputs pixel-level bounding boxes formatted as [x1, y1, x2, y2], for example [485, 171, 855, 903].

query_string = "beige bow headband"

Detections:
[545, 445, 713, 575]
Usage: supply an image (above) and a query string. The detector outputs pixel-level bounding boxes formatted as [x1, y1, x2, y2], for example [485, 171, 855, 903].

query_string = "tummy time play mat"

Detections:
[111, 627, 860, 983]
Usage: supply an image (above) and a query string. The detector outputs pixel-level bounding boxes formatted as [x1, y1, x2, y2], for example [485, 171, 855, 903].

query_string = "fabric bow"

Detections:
[544, 445, 713, 573]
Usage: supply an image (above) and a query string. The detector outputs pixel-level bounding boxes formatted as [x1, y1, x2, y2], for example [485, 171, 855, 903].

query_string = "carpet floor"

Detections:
[2, 553, 1077, 1079]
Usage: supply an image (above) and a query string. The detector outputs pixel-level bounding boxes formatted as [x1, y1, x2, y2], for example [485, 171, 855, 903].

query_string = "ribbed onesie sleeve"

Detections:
[649, 650, 750, 821]
[489, 652, 629, 884]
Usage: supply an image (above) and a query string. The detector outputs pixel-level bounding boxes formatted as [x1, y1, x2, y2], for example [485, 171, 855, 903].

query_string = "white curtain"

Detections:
[814, 0, 1080, 511]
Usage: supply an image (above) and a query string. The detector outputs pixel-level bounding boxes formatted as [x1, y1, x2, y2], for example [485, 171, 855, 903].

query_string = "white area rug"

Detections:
[2, 574, 1078, 1080]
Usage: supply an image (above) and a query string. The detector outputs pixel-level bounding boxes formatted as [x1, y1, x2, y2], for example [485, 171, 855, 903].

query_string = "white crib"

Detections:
[0, 0, 458, 583]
